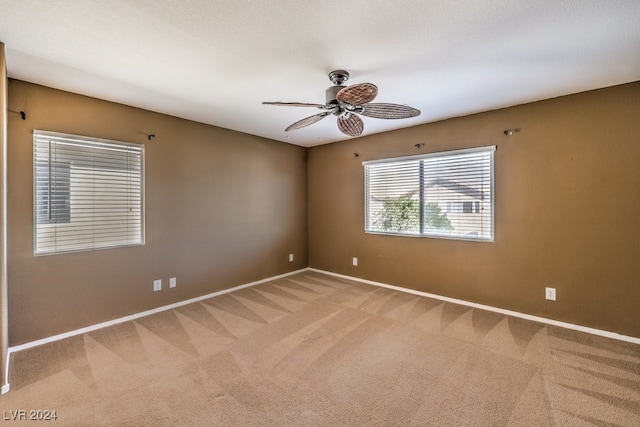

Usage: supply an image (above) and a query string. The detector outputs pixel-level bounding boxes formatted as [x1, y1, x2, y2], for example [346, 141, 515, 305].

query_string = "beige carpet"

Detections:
[2, 271, 639, 426]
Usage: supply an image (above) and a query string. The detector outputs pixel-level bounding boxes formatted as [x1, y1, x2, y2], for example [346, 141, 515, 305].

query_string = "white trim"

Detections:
[5, 266, 638, 393]
[34, 129, 141, 150]
[309, 268, 640, 345]
[362, 144, 496, 166]
[363, 229, 494, 243]
[1, 45, 9, 397]
[4, 268, 308, 388]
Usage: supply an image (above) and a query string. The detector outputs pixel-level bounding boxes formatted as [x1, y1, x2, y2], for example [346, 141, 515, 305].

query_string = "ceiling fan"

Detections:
[263, 70, 421, 137]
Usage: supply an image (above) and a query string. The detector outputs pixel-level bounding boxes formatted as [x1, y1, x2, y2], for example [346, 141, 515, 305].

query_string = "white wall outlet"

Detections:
[153, 279, 162, 292]
[545, 287, 556, 301]
[352, 257, 358, 266]
[289, 253, 294, 262]
[169, 277, 177, 288]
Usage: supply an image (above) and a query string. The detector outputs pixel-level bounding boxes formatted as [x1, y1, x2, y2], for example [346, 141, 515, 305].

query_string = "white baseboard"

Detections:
[3, 268, 308, 391]
[4, 266, 638, 393]
[309, 268, 640, 345]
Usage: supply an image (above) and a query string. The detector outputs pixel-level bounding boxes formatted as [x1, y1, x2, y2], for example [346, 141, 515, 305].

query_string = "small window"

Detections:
[34, 131, 144, 255]
[364, 145, 495, 241]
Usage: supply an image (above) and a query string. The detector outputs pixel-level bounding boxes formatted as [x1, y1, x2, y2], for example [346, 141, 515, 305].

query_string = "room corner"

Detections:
[0, 41, 9, 394]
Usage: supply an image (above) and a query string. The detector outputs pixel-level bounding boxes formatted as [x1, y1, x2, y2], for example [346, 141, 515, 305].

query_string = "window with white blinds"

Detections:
[34, 131, 144, 255]
[364, 146, 495, 241]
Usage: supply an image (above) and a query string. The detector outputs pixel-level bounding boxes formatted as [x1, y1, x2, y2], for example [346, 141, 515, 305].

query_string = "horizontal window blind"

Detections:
[364, 146, 495, 241]
[34, 131, 144, 255]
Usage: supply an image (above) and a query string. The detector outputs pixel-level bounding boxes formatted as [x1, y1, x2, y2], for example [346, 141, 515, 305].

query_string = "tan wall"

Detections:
[309, 81, 640, 338]
[7, 78, 640, 345]
[7, 80, 308, 345]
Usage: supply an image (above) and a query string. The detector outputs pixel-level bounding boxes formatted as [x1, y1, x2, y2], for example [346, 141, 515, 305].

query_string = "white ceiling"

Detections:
[1, 0, 639, 147]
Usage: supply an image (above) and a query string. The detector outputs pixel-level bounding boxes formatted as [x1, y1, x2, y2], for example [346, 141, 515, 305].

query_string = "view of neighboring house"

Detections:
[425, 177, 489, 238]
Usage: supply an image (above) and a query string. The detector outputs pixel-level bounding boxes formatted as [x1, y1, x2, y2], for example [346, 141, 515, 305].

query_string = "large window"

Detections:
[364, 146, 495, 241]
[34, 130, 144, 255]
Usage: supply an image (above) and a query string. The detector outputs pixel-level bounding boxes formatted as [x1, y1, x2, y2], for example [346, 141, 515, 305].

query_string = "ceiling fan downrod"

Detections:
[326, 70, 349, 107]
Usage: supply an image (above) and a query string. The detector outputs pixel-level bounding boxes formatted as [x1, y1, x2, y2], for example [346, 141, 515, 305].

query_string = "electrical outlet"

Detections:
[545, 287, 556, 301]
[289, 253, 294, 262]
[153, 279, 162, 292]
[352, 257, 358, 266]
[169, 277, 177, 288]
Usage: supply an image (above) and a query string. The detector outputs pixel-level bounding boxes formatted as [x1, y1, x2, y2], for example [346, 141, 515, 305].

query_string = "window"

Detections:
[34, 130, 144, 255]
[364, 145, 495, 241]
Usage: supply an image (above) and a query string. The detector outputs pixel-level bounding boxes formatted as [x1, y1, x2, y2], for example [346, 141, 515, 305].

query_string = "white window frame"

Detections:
[33, 130, 145, 255]
[363, 145, 495, 242]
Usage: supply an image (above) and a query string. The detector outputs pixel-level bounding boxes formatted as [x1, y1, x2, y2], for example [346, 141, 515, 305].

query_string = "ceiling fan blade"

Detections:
[285, 111, 332, 132]
[263, 101, 326, 108]
[360, 103, 421, 119]
[337, 83, 378, 105]
[337, 113, 364, 137]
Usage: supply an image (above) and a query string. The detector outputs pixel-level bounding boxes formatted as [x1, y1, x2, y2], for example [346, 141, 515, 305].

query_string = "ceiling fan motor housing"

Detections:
[326, 85, 346, 106]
